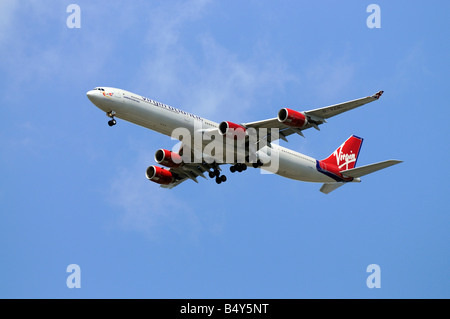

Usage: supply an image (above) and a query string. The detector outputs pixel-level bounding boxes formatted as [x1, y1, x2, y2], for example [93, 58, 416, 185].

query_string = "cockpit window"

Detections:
[93, 87, 105, 91]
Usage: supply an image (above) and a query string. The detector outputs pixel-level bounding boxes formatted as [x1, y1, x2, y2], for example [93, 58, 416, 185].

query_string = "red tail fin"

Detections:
[321, 135, 363, 171]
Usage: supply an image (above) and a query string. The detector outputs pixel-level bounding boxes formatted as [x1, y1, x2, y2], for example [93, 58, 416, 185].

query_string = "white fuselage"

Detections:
[87, 87, 336, 184]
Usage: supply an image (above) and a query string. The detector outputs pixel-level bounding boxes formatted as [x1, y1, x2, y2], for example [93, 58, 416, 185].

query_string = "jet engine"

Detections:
[277, 108, 308, 128]
[218, 121, 247, 139]
[155, 149, 182, 168]
[145, 165, 174, 185]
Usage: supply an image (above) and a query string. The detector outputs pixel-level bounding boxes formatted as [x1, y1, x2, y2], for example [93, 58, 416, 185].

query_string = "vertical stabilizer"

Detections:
[321, 135, 363, 171]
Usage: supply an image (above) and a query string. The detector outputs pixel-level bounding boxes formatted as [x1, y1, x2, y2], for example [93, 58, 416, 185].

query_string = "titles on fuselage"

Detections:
[141, 96, 203, 121]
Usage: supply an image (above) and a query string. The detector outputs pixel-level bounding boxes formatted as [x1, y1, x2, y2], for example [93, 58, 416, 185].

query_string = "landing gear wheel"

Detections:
[209, 171, 215, 179]
[215, 174, 227, 184]
[252, 160, 263, 168]
[231, 163, 247, 173]
[106, 111, 116, 126]
[214, 169, 220, 177]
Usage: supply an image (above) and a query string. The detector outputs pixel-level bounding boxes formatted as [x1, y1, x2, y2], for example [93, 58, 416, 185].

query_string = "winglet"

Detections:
[372, 90, 384, 100]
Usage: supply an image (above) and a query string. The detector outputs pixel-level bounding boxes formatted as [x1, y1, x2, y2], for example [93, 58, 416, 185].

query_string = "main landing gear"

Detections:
[208, 169, 227, 184]
[107, 111, 117, 127]
[208, 160, 264, 184]
[229, 163, 247, 173]
[230, 161, 263, 172]
[251, 160, 264, 168]
[209, 160, 263, 185]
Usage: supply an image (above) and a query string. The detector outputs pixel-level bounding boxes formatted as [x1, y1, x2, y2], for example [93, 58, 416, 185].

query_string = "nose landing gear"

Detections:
[107, 111, 117, 126]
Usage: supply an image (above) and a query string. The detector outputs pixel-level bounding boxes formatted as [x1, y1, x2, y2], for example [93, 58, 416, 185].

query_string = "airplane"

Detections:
[86, 87, 401, 193]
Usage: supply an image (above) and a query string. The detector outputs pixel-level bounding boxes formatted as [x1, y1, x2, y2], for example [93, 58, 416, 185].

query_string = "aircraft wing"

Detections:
[160, 161, 225, 189]
[243, 91, 384, 142]
[304, 90, 384, 120]
[160, 176, 189, 189]
[159, 145, 225, 189]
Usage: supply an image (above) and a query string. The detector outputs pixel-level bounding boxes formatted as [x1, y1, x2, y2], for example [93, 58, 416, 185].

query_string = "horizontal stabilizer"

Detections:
[341, 160, 402, 178]
[320, 183, 345, 194]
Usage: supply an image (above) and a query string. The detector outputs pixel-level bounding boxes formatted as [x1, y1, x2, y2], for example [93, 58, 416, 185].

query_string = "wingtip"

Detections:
[386, 159, 403, 166]
[372, 90, 384, 100]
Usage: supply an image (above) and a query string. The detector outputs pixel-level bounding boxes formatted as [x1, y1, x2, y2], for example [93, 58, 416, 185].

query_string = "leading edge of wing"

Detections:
[243, 91, 384, 132]
[304, 91, 384, 120]
[160, 161, 225, 189]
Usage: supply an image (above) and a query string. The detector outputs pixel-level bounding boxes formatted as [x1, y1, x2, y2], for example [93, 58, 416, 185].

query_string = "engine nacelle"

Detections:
[155, 149, 182, 168]
[145, 165, 174, 185]
[277, 108, 308, 128]
[218, 121, 247, 139]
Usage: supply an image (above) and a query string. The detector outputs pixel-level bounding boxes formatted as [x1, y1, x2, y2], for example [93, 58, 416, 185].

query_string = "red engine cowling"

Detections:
[155, 149, 182, 168]
[145, 165, 174, 185]
[277, 108, 308, 128]
[218, 121, 247, 139]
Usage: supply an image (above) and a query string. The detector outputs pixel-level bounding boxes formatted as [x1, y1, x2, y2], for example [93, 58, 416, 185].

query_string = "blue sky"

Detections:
[0, 1, 449, 298]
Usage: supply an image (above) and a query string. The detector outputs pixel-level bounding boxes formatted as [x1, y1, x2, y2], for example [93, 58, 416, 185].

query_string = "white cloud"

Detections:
[0, 1, 135, 89]
[108, 145, 203, 240]
[185, 35, 296, 120]
[106, 0, 297, 237]
[132, 0, 296, 120]
[305, 53, 356, 101]
[0, 0, 19, 44]
[388, 43, 425, 95]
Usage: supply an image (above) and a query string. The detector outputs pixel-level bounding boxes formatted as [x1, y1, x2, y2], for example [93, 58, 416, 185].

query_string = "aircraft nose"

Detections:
[86, 90, 95, 101]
